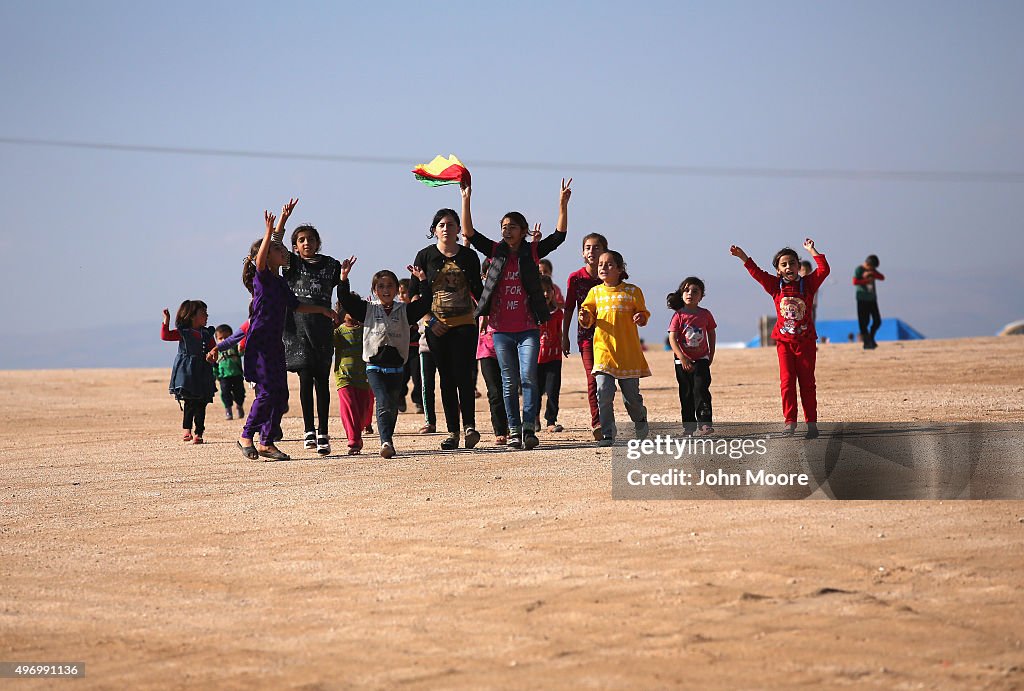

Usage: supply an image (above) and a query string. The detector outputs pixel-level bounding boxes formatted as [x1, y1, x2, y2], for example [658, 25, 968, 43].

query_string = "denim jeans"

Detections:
[491, 329, 540, 433]
[366, 369, 404, 445]
[594, 373, 648, 440]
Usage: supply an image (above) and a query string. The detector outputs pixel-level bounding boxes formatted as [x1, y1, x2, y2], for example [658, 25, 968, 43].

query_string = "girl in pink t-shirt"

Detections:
[666, 276, 717, 436]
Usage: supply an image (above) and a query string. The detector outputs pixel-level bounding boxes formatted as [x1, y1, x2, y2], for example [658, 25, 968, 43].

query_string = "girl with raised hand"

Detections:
[730, 238, 830, 439]
[461, 178, 572, 450]
[274, 198, 343, 456]
[161, 300, 217, 444]
[237, 211, 337, 461]
[337, 257, 433, 459]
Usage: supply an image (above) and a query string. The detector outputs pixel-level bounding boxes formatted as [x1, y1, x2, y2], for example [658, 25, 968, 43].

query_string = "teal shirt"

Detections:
[854, 265, 878, 302]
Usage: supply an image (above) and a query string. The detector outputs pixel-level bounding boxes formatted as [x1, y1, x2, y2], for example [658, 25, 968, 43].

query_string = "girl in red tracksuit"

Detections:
[730, 238, 829, 439]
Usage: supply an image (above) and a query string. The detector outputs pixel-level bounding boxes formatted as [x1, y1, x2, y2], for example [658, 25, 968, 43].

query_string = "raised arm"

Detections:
[803, 238, 830, 289]
[255, 211, 276, 272]
[555, 177, 571, 234]
[273, 197, 298, 243]
[337, 256, 368, 323]
[460, 183, 475, 240]
[405, 265, 433, 323]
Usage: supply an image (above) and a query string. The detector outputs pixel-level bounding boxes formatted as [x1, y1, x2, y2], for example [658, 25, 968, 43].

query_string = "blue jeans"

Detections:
[366, 369, 404, 445]
[491, 329, 540, 433]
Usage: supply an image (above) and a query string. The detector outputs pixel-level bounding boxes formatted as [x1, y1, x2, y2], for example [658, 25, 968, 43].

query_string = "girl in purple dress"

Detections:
[237, 210, 337, 461]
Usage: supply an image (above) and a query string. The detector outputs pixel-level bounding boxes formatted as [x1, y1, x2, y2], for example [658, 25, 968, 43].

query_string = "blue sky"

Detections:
[1, 1, 1022, 367]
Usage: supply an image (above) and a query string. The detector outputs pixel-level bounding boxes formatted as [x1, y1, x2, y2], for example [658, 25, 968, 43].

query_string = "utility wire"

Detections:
[2, 135, 1022, 183]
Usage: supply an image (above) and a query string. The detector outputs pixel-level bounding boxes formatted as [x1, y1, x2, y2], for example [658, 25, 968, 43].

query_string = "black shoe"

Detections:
[397, 398, 408, 413]
[464, 428, 481, 449]
[507, 431, 523, 450]
[523, 431, 539, 450]
[441, 434, 459, 451]
[777, 424, 796, 438]
[805, 422, 819, 440]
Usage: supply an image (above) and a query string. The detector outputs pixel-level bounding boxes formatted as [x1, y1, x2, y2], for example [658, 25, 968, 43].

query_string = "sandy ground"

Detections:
[2, 336, 1023, 689]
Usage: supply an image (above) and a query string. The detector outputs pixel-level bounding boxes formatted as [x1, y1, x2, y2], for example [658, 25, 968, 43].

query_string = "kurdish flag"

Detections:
[412, 154, 470, 187]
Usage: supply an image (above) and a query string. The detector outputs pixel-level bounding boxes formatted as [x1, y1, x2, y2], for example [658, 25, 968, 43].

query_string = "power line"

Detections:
[2, 135, 1022, 183]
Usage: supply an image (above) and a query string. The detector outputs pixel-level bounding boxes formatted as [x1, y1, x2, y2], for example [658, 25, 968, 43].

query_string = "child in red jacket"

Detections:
[730, 238, 829, 439]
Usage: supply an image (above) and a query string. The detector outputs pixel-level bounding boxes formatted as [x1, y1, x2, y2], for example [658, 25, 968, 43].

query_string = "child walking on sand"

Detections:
[666, 277, 716, 436]
[274, 199, 343, 456]
[537, 275, 564, 433]
[578, 250, 650, 447]
[853, 254, 885, 349]
[336, 257, 433, 458]
[213, 324, 246, 420]
[461, 178, 572, 450]
[237, 211, 337, 461]
[730, 239, 829, 438]
[562, 233, 608, 440]
[332, 298, 375, 454]
[161, 300, 217, 443]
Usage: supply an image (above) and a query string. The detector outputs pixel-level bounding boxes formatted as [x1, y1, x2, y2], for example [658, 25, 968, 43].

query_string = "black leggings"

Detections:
[427, 324, 479, 435]
[675, 359, 713, 428]
[298, 363, 332, 435]
[537, 360, 562, 426]
[182, 400, 208, 436]
[479, 356, 509, 437]
[420, 351, 437, 427]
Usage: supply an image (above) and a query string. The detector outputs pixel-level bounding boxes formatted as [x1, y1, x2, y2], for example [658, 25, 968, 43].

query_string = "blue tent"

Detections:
[746, 318, 925, 348]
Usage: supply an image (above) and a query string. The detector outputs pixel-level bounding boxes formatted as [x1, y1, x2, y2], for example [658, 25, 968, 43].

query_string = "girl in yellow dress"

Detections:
[579, 251, 651, 446]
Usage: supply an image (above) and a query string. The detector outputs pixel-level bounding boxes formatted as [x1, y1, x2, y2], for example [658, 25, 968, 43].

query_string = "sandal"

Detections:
[546, 424, 564, 433]
[237, 440, 259, 460]
[494, 435, 508, 446]
[192, 435, 204, 445]
[258, 445, 291, 461]
[183, 431, 193, 442]
[316, 434, 331, 456]
[418, 424, 436, 434]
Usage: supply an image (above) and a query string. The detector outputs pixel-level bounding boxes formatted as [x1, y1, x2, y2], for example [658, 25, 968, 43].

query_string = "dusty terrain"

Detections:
[2, 337, 1023, 688]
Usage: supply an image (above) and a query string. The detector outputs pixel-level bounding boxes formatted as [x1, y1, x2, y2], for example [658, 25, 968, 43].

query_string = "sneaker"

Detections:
[464, 428, 481, 449]
[347, 444, 362, 455]
[304, 431, 317, 450]
[418, 423, 436, 434]
[441, 434, 459, 451]
[182, 431, 193, 442]
[317, 434, 331, 455]
[546, 424, 564, 433]
[635, 422, 650, 440]
[523, 430, 539, 450]
[380, 442, 395, 459]
[592, 427, 603, 441]
[507, 430, 523, 450]
[597, 436, 615, 447]
[236, 404, 245, 418]
[224, 408, 233, 420]
[192, 435, 204, 445]
[805, 422, 819, 440]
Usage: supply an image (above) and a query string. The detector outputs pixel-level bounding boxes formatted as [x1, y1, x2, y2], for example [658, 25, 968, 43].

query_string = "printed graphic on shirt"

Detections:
[431, 259, 474, 326]
[779, 296, 808, 336]
[683, 325, 705, 349]
[490, 256, 536, 333]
